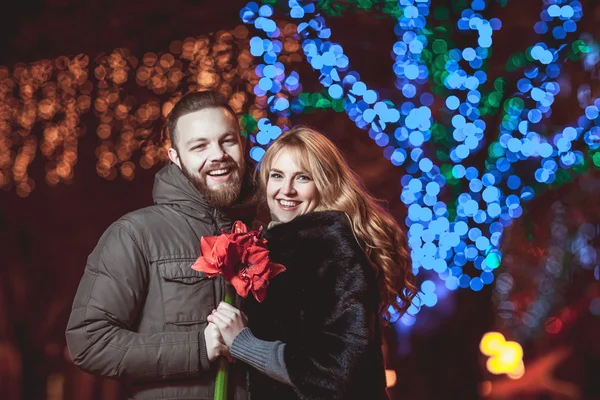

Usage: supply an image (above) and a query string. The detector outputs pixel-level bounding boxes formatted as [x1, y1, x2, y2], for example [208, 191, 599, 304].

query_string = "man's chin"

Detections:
[203, 181, 242, 208]
[205, 181, 229, 191]
[180, 163, 243, 208]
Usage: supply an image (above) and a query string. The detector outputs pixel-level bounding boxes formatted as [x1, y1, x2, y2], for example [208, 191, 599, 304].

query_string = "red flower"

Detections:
[191, 221, 285, 302]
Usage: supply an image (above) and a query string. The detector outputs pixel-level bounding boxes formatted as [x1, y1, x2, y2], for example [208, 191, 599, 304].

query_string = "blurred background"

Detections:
[1, 0, 600, 398]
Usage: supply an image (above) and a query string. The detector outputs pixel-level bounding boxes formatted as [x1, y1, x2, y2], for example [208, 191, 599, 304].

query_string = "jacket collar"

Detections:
[152, 163, 257, 232]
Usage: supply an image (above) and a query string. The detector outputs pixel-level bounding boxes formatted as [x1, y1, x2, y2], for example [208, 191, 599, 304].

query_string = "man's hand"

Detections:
[207, 302, 248, 348]
[204, 322, 232, 362]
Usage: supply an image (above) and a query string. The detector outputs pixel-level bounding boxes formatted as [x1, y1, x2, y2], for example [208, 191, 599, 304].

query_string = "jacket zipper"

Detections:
[211, 208, 220, 234]
[212, 208, 227, 304]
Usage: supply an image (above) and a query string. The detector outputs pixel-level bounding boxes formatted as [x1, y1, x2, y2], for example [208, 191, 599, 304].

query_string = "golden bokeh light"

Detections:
[385, 369, 397, 388]
[479, 331, 506, 356]
[0, 21, 310, 195]
[481, 331, 524, 376]
[506, 360, 525, 380]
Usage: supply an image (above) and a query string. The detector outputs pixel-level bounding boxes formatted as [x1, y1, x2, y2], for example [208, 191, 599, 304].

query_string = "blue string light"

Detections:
[241, 0, 595, 324]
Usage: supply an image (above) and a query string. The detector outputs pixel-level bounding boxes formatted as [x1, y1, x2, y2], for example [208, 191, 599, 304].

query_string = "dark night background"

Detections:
[1, 1, 599, 399]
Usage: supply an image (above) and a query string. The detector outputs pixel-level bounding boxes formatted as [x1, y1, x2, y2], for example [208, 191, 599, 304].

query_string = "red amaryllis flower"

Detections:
[191, 221, 285, 302]
[231, 244, 286, 302]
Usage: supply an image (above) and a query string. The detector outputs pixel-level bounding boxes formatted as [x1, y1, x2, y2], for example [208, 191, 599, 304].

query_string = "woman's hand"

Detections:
[207, 302, 248, 348]
[204, 322, 233, 362]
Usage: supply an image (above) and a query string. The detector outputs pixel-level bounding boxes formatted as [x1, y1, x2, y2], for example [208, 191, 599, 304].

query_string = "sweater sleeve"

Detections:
[230, 328, 292, 385]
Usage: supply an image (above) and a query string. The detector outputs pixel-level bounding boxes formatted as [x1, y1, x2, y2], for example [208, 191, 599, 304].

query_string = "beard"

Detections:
[180, 159, 244, 208]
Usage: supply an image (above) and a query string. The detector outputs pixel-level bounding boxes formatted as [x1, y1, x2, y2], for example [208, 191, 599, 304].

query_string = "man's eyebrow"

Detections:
[185, 132, 237, 147]
[186, 138, 207, 145]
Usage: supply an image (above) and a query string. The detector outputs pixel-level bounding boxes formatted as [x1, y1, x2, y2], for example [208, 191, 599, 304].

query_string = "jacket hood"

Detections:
[153, 163, 214, 221]
[153, 162, 258, 232]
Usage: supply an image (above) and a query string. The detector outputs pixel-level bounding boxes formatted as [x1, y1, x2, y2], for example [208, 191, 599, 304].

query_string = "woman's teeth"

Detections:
[279, 200, 299, 207]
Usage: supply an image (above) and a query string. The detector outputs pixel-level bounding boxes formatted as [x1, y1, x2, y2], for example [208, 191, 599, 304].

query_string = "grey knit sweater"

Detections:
[230, 328, 292, 385]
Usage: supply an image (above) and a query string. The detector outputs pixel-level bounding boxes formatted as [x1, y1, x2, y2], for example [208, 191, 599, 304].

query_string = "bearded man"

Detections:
[66, 91, 253, 400]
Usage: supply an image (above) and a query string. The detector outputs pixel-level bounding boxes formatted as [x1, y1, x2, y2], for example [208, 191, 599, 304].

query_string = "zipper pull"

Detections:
[212, 208, 220, 233]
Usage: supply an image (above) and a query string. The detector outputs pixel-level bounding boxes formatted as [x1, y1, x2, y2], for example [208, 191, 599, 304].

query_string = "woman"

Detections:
[208, 126, 417, 399]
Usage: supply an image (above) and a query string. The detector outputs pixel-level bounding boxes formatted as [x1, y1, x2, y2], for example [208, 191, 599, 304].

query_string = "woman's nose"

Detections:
[280, 179, 296, 195]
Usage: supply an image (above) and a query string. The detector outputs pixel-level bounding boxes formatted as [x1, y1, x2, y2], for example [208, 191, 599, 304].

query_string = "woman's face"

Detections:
[266, 150, 320, 223]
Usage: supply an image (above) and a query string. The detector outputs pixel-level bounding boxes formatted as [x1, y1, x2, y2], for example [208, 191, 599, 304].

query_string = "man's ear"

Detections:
[168, 147, 182, 168]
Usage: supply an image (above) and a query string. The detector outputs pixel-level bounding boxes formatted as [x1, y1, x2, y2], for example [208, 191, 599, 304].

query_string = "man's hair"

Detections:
[167, 91, 239, 151]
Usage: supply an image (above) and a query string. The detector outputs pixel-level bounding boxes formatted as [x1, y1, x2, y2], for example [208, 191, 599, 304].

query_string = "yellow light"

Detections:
[485, 341, 523, 374]
[500, 341, 523, 370]
[1, 25, 261, 194]
[480, 331, 505, 356]
[487, 355, 504, 375]
[481, 331, 524, 377]
[385, 369, 397, 387]
[507, 360, 525, 380]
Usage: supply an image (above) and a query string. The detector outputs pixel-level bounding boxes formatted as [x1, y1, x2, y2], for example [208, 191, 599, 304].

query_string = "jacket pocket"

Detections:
[158, 259, 215, 325]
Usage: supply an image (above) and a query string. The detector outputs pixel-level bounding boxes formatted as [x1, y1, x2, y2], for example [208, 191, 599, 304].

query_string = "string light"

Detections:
[0, 29, 259, 195]
[2, 1, 599, 323]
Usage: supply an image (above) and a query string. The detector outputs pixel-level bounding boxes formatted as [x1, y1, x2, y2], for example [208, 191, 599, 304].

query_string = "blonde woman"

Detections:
[208, 126, 417, 399]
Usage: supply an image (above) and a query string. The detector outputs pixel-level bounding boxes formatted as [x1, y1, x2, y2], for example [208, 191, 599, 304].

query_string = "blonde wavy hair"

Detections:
[259, 125, 417, 320]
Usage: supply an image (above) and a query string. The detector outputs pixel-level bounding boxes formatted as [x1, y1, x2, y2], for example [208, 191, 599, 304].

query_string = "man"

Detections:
[66, 91, 252, 399]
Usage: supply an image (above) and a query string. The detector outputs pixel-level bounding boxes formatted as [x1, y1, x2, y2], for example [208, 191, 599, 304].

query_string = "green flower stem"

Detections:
[214, 283, 235, 400]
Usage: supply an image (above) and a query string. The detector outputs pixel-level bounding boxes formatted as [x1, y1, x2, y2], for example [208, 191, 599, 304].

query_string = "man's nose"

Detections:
[207, 144, 227, 162]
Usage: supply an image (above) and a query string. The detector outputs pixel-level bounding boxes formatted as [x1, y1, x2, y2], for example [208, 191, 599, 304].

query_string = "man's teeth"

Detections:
[279, 200, 299, 207]
[208, 168, 230, 176]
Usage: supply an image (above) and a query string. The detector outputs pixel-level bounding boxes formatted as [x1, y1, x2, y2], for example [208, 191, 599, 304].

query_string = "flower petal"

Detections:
[268, 262, 287, 279]
[231, 275, 250, 298]
[200, 236, 218, 256]
[252, 287, 267, 303]
[246, 247, 270, 276]
[246, 261, 269, 278]
[223, 243, 243, 276]
[213, 235, 231, 257]
[233, 235, 254, 263]
[191, 258, 220, 277]
[251, 273, 268, 291]
[232, 221, 248, 234]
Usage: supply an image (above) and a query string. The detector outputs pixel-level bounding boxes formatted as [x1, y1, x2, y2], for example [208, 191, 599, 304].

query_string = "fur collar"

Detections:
[263, 210, 365, 265]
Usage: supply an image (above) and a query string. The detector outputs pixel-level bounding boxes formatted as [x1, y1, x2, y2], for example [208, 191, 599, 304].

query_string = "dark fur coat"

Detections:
[244, 211, 387, 400]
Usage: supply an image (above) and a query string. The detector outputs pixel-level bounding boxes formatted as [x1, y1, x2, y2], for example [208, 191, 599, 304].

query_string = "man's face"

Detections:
[168, 107, 245, 208]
